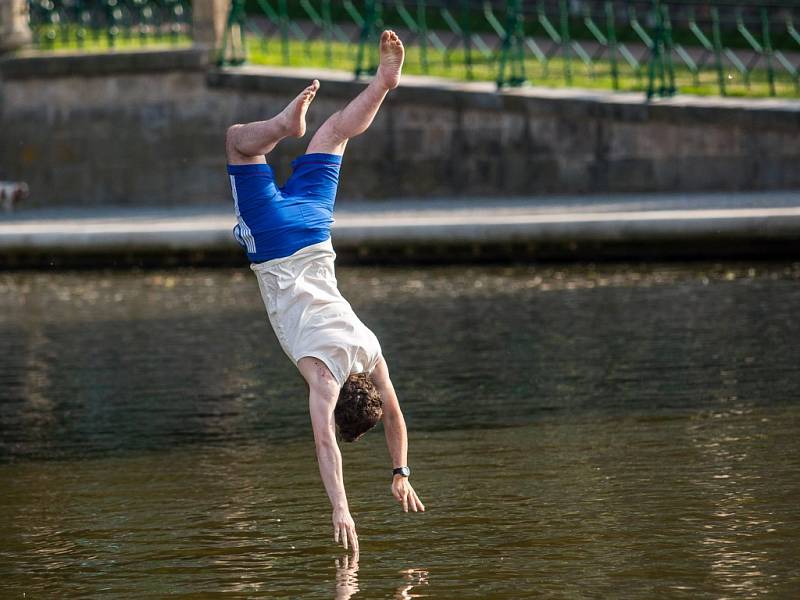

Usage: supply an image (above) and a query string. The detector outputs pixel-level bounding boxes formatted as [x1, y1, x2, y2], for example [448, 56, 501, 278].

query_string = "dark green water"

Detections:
[1, 263, 799, 598]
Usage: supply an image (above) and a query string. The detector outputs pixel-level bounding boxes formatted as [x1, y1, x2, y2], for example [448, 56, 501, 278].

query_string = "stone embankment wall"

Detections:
[1, 48, 799, 207]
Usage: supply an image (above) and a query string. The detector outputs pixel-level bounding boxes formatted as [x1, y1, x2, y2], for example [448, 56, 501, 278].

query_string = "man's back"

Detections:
[251, 239, 382, 388]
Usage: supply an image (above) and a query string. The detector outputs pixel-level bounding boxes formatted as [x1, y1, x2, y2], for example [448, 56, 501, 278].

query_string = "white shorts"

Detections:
[250, 238, 382, 388]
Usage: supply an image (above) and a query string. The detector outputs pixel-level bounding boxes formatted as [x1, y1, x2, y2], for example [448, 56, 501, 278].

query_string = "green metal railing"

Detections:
[218, 0, 800, 98]
[21, 1, 800, 98]
[27, 0, 192, 50]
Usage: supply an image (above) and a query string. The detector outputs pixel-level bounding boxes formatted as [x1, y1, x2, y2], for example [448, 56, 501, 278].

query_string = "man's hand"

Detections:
[391, 477, 425, 512]
[332, 506, 359, 555]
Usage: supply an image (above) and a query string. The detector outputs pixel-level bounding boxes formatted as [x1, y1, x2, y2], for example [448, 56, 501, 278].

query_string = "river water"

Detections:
[1, 262, 798, 598]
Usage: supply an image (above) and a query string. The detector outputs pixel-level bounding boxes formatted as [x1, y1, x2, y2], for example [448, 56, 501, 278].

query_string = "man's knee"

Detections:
[225, 124, 242, 161]
[225, 124, 243, 151]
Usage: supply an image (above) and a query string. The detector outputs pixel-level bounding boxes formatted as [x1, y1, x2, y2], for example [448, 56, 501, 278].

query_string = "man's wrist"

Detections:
[392, 466, 411, 478]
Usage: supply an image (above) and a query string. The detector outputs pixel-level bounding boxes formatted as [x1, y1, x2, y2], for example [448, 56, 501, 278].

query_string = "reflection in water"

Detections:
[333, 556, 429, 600]
[335, 555, 360, 600]
[1, 264, 799, 598]
[396, 568, 429, 600]
[690, 405, 778, 598]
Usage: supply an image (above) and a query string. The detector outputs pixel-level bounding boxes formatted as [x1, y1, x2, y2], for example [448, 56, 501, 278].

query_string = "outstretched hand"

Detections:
[332, 507, 359, 555]
[391, 477, 425, 513]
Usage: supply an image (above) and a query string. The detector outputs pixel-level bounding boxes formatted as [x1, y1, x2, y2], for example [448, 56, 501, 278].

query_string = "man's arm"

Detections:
[371, 358, 425, 513]
[299, 357, 359, 554]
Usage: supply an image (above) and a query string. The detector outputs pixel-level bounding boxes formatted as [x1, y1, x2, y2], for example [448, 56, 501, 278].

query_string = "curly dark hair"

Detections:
[335, 373, 383, 442]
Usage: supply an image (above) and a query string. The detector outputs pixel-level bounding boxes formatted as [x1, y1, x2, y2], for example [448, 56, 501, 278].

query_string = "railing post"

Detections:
[417, 0, 428, 74]
[511, 0, 526, 86]
[646, 0, 660, 99]
[194, 0, 230, 59]
[646, 0, 675, 99]
[559, 0, 572, 86]
[605, 1, 619, 91]
[662, 2, 676, 95]
[217, 0, 247, 66]
[322, 0, 333, 67]
[761, 7, 776, 97]
[0, 0, 32, 53]
[355, 0, 381, 78]
[711, 7, 726, 96]
[461, 0, 473, 81]
[496, 0, 525, 89]
[279, 0, 290, 64]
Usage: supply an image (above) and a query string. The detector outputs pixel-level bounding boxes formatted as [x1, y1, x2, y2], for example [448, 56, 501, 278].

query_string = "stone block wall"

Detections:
[1, 48, 799, 208]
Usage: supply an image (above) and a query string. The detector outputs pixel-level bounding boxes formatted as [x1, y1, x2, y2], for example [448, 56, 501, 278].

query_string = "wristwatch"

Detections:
[392, 466, 411, 478]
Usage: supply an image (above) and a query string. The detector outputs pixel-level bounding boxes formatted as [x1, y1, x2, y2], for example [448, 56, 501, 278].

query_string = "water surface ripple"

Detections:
[1, 262, 798, 598]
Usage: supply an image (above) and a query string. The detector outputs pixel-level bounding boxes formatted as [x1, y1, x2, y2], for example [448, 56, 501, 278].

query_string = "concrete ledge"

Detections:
[0, 47, 206, 79]
[210, 64, 800, 128]
[2, 193, 800, 267]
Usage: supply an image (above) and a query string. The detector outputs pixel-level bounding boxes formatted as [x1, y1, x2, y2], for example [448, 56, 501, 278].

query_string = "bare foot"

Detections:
[279, 79, 319, 137]
[376, 30, 404, 90]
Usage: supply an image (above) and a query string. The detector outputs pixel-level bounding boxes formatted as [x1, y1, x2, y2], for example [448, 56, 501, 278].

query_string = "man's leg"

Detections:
[306, 30, 404, 156]
[226, 80, 320, 165]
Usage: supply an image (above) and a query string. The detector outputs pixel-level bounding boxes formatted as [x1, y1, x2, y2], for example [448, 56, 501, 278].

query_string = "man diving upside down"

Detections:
[225, 31, 424, 555]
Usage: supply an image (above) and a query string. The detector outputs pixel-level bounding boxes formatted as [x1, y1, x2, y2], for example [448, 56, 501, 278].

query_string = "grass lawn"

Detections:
[30, 26, 191, 53]
[238, 36, 799, 99]
[27, 30, 800, 99]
